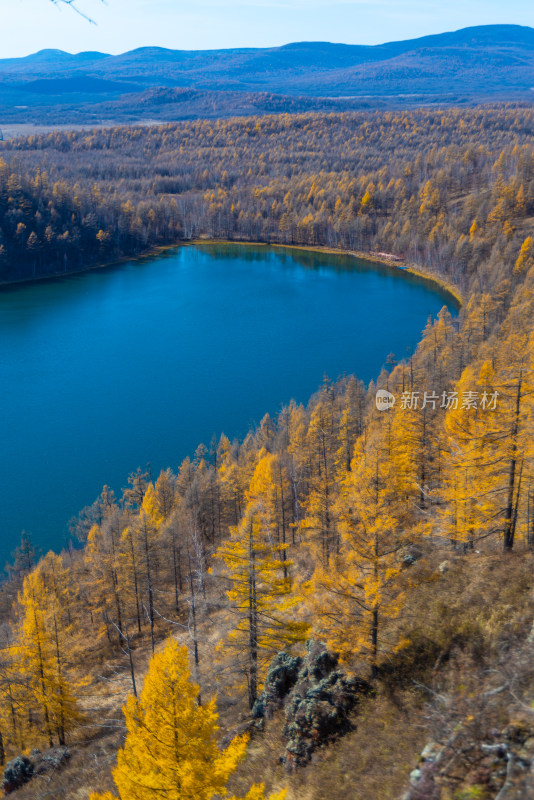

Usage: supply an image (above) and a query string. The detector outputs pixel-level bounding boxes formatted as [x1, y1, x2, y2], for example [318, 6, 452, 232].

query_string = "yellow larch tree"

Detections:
[490, 321, 534, 550]
[16, 554, 83, 747]
[246, 449, 292, 578]
[118, 525, 143, 635]
[131, 505, 161, 653]
[301, 393, 340, 565]
[308, 419, 426, 679]
[141, 482, 165, 530]
[119, 474, 176, 651]
[0, 634, 33, 755]
[285, 400, 310, 544]
[85, 515, 127, 644]
[515, 236, 533, 275]
[441, 362, 502, 548]
[441, 310, 534, 551]
[214, 453, 308, 708]
[89, 639, 285, 800]
[153, 468, 177, 522]
[335, 376, 365, 477]
[218, 440, 248, 527]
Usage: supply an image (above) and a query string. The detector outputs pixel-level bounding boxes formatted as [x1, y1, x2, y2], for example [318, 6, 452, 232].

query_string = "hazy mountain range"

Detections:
[1, 24, 533, 127]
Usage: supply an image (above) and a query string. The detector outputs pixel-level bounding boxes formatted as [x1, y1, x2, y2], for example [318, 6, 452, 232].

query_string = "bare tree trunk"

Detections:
[187, 550, 201, 705]
[248, 519, 258, 709]
[504, 373, 522, 551]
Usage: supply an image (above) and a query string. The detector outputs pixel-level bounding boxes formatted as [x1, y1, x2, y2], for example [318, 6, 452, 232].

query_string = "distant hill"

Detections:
[0, 25, 533, 125]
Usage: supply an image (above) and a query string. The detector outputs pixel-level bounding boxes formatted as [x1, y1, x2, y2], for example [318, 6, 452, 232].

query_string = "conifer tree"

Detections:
[5, 532, 40, 583]
[132, 507, 160, 653]
[89, 639, 285, 800]
[441, 362, 501, 547]
[85, 517, 126, 644]
[514, 236, 533, 274]
[441, 342, 533, 550]
[301, 390, 340, 564]
[214, 454, 308, 708]
[308, 425, 425, 678]
[0, 638, 31, 754]
[17, 555, 83, 747]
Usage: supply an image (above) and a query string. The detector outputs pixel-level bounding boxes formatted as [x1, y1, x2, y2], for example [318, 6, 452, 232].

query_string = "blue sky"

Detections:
[3, 0, 534, 57]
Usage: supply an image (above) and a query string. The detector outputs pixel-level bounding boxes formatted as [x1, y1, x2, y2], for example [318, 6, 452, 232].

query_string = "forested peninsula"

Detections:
[0, 106, 533, 799]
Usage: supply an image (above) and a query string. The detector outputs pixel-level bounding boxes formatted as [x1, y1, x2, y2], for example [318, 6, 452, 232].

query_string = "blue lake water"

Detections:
[0, 243, 457, 564]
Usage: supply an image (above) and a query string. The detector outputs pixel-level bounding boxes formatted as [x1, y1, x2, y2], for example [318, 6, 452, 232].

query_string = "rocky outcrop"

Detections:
[32, 747, 70, 776]
[1, 748, 70, 795]
[255, 641, 372, 770]
[403, 722, 534, 800]
[401, 742, 442, 800]
[1, 756, 34, 795]
[253, 651, 302, 720]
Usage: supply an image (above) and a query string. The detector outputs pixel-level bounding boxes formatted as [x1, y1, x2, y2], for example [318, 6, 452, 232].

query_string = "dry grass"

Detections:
[6, 547, 534, 798]
[226, 692, 426, 800]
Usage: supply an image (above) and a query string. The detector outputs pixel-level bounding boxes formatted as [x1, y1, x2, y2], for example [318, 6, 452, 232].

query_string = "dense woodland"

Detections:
[0, 106, 533, 798]
[1, 105, 533, 293]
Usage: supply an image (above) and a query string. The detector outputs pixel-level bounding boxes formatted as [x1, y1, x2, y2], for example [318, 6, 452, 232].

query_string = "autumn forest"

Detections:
[0, 104, 534, 798]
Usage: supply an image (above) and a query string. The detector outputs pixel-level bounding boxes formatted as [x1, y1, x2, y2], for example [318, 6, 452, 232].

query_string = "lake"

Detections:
[0, 243, 458, 564]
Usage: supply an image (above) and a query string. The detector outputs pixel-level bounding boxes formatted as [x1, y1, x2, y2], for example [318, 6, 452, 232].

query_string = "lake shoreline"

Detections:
[189, 239, 464, 308]
[0, 241, 459, 561]
[0, 243, 180, 291]
[0, 238, 463, 308]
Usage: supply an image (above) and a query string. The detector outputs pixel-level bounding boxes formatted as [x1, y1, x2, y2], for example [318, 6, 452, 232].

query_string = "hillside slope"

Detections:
[0, 25, 533, 124]
[0, 106, 533, 799]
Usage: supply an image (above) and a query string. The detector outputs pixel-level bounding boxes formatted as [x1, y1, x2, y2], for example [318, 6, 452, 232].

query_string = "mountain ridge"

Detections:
[6, 23, 534, 64]
[0, 25, 533, 125]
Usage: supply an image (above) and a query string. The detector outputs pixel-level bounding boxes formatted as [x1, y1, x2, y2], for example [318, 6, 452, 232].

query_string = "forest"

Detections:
[0, 105, 533, 798]
[0, 105, 533, 293]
